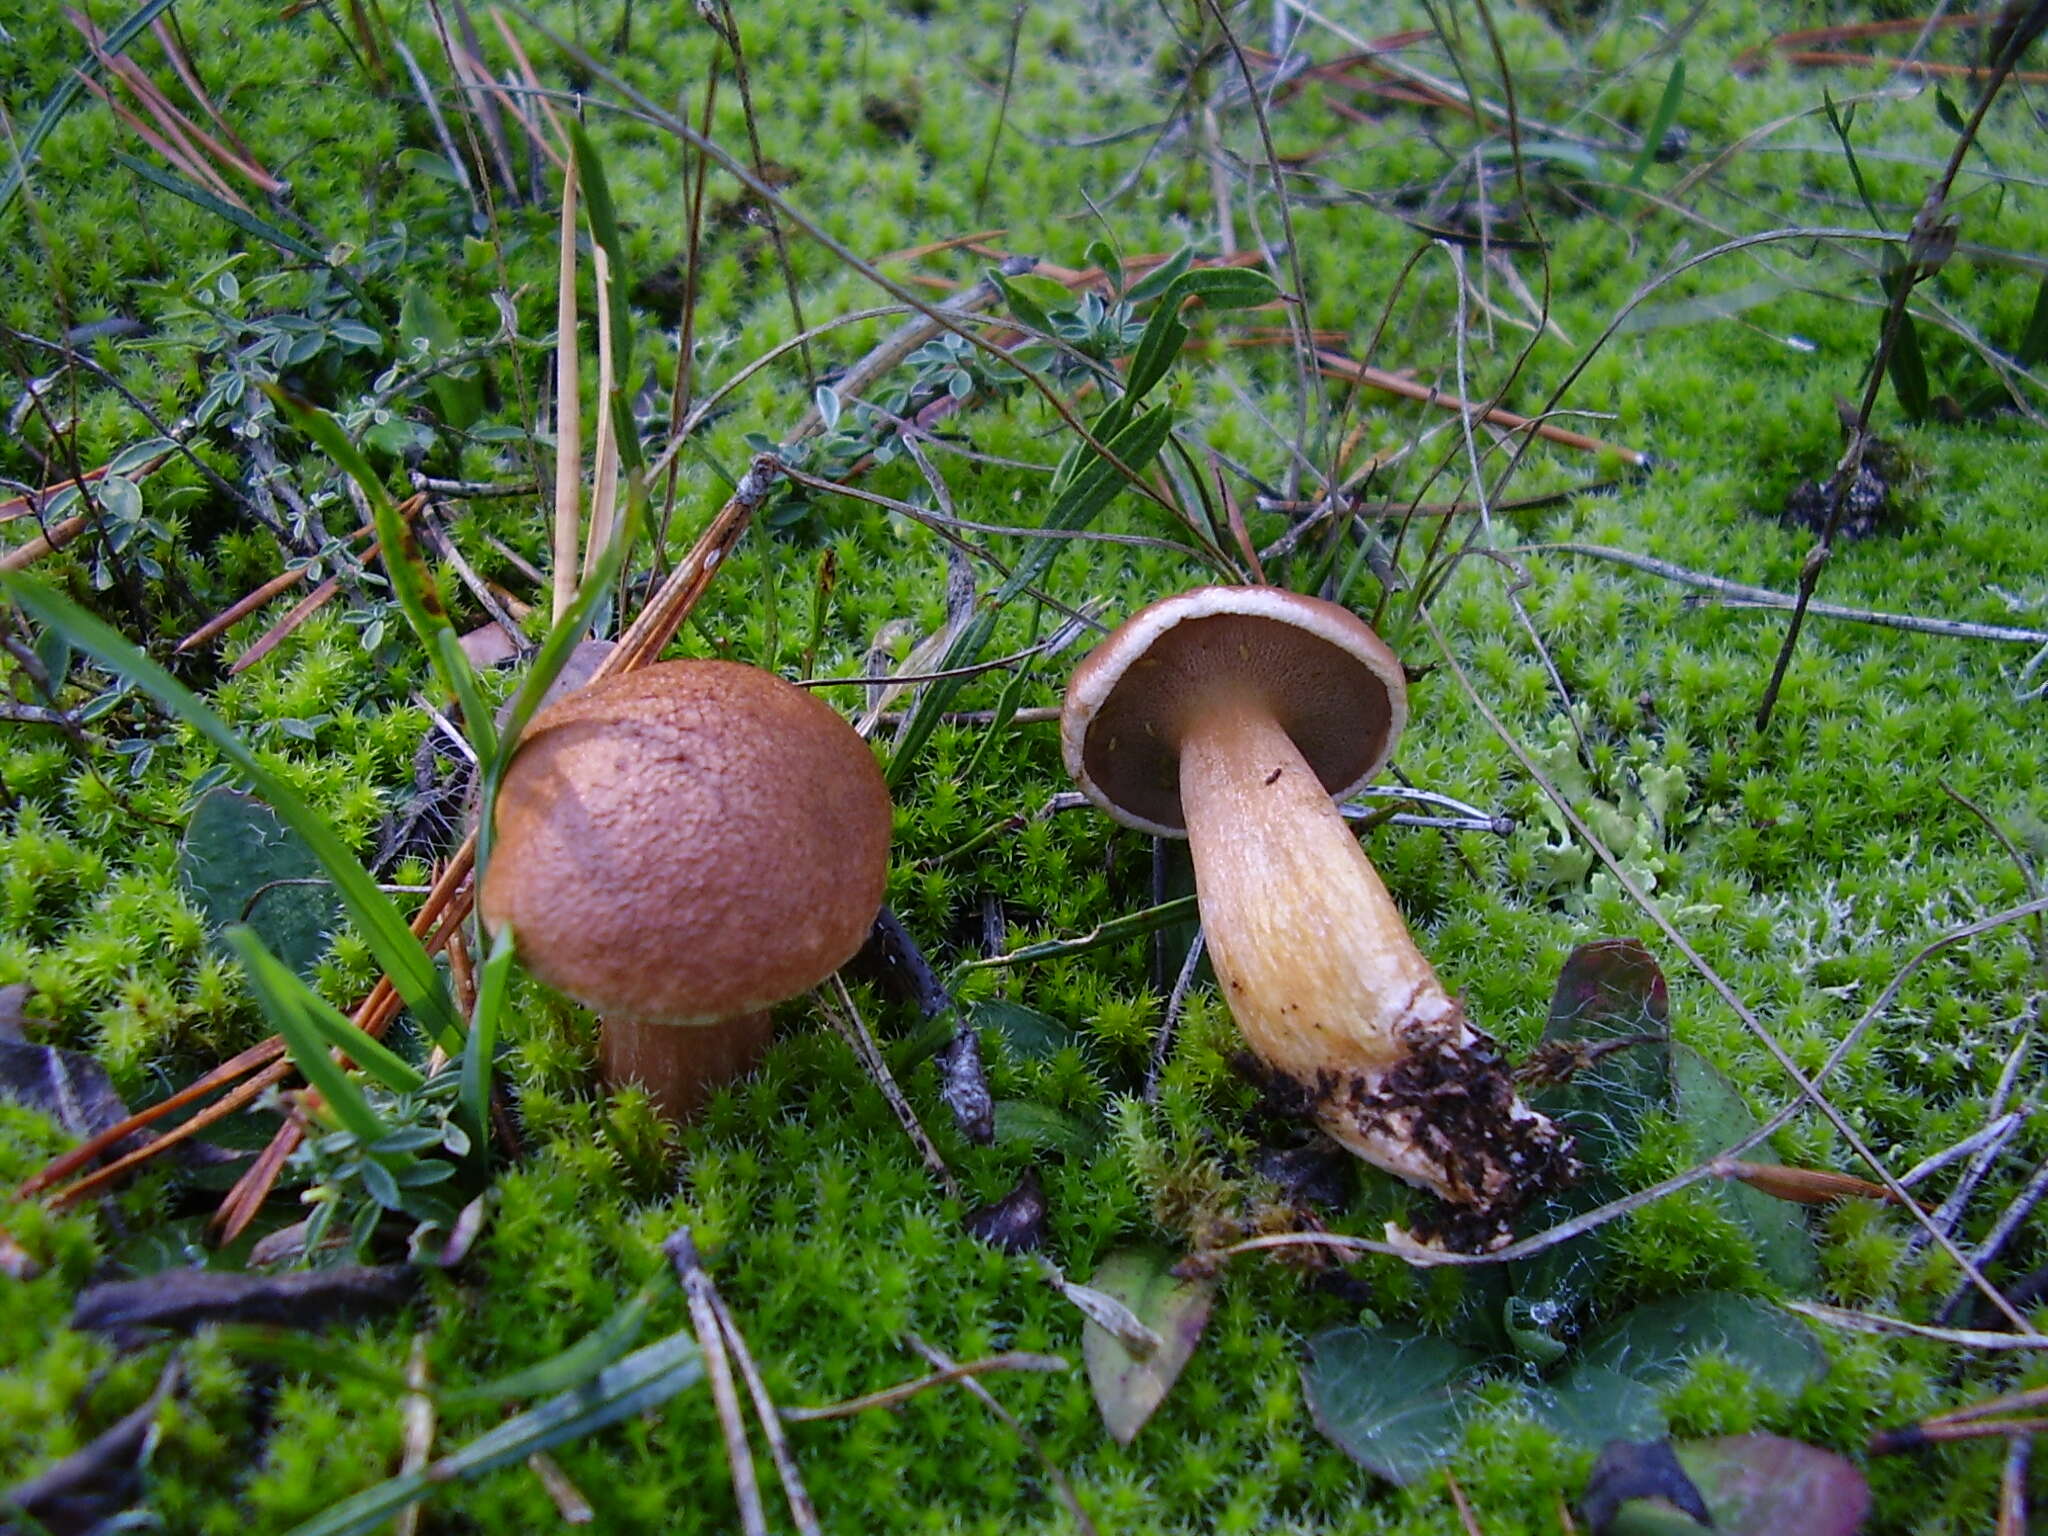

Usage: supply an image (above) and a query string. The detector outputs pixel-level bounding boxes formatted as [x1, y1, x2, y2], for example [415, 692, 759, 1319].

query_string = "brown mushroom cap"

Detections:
[1060, 587, 1407, 837]
[479, 659, 891, 1024]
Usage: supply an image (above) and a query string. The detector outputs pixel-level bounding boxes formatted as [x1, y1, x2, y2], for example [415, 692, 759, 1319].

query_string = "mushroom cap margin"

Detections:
[1059, 586, 1408, 837]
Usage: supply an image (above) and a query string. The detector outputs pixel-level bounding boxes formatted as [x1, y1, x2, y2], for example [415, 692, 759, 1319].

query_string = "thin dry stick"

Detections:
[667, 1230, 767, 1536]
[1315, 350, 1649, 465]
[550, 150, 581, 622]
[1999, 1436, 2031, 1535]
[1419, 601, 2038, 1329]
[706, 0, 810, 382]
[780, 1353, 1070, 1422]
[1144, 931, 1207, 1103]
[526, 1451, 594, 1524]
[1795, 1301, 2048, 1351]
[175, 519, 374, 653]
[1523, 543, 2048, 647]
[903, 1334, 1098, 1536]
[710, 1291, 821, 1536]
[1755, 8, 2046, 730]
[393, 1335, 436, 1536]
[824, 976, 957, 1200]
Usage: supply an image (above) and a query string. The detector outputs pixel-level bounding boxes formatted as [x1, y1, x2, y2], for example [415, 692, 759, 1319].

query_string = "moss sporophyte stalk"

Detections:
[1062, 588, 1577, 1249]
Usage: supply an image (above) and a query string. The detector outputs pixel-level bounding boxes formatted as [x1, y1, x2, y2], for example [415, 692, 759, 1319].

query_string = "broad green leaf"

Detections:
[1526, 1362, 1667, 1448]
[1082, 1245, 1215, 1445]
[178, 787, 344, 978]
[0, 572, 460, 1044]
[280, 1328, 704, 1536]
[1510, 940, 1673, 1360]
[1301, 1327, 1488, 1485]
[969, 1000, 1077, 1060]
[1574, 1291, 1827, 1399]
[1671, 1047, 1818, 1289]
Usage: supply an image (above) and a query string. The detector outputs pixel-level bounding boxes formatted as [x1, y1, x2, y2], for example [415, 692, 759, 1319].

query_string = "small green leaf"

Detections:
[1574, 1292, 1827, 1398]
[992, 1100, 1099, 1158]
[1084, 238, 1123, 294]
[1526, 1363, 1668, 1448]
[1167, 267, 1279, 311]
[1302, 1327, 1488, 1484]
[1082, 1245, 1215, 1445]
[1122, 247, 1194, 306]
[178, 787, 344, 979]
[969, 1000, 1076, 1060]
[992, 270, 1055, 333]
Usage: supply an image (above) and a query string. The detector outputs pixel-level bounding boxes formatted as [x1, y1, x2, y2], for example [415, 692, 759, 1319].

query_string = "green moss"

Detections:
[6, 0, 2048, 1528]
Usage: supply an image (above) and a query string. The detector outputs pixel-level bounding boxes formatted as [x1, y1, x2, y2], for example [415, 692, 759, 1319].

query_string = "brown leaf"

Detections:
[1082, 1245, 1215, 1446]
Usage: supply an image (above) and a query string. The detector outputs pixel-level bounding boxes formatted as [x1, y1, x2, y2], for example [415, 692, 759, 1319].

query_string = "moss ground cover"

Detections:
[4, 0, 2047, 1529]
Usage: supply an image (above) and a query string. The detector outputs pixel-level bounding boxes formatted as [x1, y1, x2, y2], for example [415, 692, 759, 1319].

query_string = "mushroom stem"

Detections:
[1178, 690, 1566, 1221]
[599, 1010, 776, 1122]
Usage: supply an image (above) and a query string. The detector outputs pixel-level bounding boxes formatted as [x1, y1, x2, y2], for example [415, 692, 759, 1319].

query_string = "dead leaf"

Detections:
[1082, 1245, 1215, 1446]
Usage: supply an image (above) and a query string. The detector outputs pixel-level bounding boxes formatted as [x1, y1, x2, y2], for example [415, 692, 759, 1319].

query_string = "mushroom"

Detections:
[480, 659, 892, 1119]
[1060, 587, 1573, 1246]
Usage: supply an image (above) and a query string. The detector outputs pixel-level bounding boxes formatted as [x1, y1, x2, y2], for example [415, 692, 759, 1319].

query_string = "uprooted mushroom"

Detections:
[1061, 586, 1576, 1249]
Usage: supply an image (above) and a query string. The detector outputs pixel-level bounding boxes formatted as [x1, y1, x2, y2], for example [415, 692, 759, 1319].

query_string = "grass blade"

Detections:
[265, 390, 498, 764]
[1, 571, 462, 1044]
[568, 120, 640, 471]
[440, 1276, 665, 1406]
[0, 0, 179, 222]
[231, 934, 430, 1091]
[1621, 59, 1685, 190]
[112, 152, 377, 321]
[954, 895, 1200, 977]
[886, 404, 1173, 786]
[280, 1329, 705, 1536]
[226, 928, 390, 1145]
[461, 925, 514, 1149]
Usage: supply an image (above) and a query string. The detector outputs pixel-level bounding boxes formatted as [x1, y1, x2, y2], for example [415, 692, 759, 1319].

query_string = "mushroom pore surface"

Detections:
[479, 660, 891, 1024]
